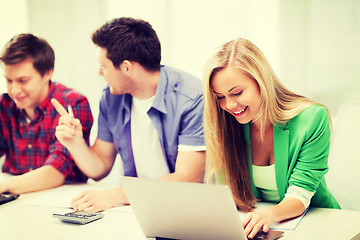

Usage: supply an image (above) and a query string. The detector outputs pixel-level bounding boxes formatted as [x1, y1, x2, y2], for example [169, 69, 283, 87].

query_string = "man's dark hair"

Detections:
[92, 17, 161, 72]
[0, 33, 55, 76]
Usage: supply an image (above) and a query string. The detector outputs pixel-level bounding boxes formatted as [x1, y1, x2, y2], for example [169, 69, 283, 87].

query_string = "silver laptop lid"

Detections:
[120, 177, 247, 240]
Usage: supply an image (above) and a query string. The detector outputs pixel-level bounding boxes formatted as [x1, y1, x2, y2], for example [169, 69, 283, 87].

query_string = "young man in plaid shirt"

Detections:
[0, 34, 93, 194]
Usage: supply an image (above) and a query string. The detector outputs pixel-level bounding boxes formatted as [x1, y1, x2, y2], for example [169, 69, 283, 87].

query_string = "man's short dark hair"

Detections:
[92, 17, 161, 72]
[0, 33, 55, 76]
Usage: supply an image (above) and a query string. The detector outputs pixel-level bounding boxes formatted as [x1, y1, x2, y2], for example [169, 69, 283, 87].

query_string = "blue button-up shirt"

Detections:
[97, 65, 205, 176]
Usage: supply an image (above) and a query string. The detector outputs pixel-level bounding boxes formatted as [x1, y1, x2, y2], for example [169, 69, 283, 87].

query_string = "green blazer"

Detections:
[245, 105, 340, 209]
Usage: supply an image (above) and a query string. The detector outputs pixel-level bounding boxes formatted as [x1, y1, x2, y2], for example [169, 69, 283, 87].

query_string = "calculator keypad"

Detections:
[53, 211, 104, 224]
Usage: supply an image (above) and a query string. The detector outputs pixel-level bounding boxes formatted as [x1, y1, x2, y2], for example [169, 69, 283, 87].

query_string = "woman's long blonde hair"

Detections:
[203, 38, 324, 211]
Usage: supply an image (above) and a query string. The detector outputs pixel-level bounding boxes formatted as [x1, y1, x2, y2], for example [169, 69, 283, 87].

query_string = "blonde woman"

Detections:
[203, 38, 339, 239]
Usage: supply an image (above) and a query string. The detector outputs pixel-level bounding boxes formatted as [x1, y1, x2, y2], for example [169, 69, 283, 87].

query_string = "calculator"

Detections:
[53, 211, 104, 225]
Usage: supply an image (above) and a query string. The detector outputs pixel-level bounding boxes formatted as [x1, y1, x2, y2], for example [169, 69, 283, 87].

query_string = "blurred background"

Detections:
[1, 0, 359, 135]
[0, 0, 359, 181]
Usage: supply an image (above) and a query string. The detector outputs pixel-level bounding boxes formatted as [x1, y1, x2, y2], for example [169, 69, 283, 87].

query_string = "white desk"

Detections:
[1, 182, 359, 240]
[0, 188, 146, 240]
[284, 207, 360, 239]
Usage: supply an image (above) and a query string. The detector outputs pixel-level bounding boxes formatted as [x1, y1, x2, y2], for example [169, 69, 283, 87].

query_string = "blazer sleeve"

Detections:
[288, 106, 331, 193]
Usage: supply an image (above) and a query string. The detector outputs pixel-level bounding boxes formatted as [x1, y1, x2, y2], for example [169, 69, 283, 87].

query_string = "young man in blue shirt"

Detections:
[52, 17, 206, 212]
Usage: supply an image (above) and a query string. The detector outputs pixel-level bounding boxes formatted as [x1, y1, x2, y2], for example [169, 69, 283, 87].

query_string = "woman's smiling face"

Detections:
[211, 67, 261, 124]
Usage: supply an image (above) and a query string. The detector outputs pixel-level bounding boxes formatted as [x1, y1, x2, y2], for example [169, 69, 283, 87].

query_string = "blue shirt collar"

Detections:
[152, 67, 168, 114]
[120, 67, 167, 115]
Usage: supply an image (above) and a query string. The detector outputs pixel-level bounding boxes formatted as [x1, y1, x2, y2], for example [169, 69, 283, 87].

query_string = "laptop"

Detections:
[120, 177, 283, 240]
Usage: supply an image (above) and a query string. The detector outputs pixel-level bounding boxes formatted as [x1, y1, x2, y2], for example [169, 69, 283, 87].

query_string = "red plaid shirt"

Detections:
[0, 81, 93, 182]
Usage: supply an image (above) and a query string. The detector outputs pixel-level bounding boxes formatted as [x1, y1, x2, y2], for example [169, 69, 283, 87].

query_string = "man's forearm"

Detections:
[159, 171, 203, 183]
[67, 139, 112, 180]
[1, 165, 64, 194]
[159, 151, 206, 183]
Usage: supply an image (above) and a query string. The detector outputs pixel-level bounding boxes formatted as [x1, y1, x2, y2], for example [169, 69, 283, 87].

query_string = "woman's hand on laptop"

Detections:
[241, 207, 274, 239]
[242, 198, 306, 239]
[71, 187, 129, 212]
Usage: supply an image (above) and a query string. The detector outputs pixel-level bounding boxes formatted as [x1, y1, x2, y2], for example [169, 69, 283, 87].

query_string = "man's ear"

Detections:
[121, 60, 132, 72]
[43, 69, 53, 81]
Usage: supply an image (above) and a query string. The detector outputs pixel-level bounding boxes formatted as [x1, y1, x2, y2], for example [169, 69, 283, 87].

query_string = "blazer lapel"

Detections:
[273, 124, 289, 199]
[244, 124, 261, 199]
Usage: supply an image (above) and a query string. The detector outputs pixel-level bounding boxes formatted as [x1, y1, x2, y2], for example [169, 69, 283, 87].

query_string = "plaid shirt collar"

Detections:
[37, 80, 54, 114]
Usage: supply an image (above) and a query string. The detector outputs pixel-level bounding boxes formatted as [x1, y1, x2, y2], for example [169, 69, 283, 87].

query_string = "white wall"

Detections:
[106, 0, 281, 81]
[0, 0, 29, 91]
[2, 0, 358, 116]
[308, 0, 360, 113]
[279, 0, 360, 115]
